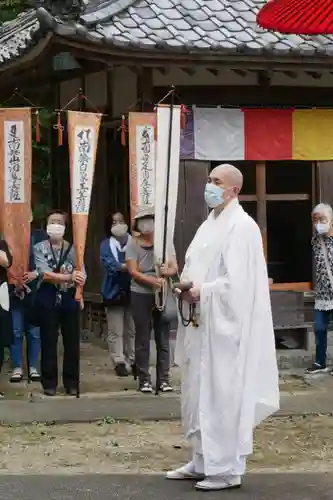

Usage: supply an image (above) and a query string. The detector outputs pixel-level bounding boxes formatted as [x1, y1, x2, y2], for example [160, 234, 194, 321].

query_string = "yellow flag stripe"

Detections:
[293, 109, 333, 161]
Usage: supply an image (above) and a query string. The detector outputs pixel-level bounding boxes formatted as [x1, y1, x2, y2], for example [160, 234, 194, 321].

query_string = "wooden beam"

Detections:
[257, 70, 271, 87]
[181, 67, 196, 76]
[207, 68, 219, 77]
[232, 69, 247, 77]
[137, 67, 153, 111]
[306, 71, 322, 79]
[281, 70, 298, 79]
[256, 162, 267, 260]
[270, 282, 311, 292]
[266, 193, 309, 201]
[156, 67, 170, 75]
[239, 195, 257, 202]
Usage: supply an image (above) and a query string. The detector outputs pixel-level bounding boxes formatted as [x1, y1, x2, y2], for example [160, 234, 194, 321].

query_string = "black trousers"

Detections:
[131, 292, 170, 384]
[39, 305, 80, 391]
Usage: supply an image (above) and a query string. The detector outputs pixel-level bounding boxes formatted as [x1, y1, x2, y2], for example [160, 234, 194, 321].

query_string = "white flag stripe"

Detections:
[154, 105, 181, 265]
[193, 108, 245, 161]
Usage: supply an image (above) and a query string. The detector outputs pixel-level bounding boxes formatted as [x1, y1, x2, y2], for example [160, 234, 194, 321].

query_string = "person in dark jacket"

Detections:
[100, 211, 135, 377]
[9, 210, 47, 382]
[0, 238, 13, 398]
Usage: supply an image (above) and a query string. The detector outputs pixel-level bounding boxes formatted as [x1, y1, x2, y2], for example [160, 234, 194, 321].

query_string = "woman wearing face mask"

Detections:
[125, 207, 178, 394]
[100, 211, 135, 377]
[307, 203, 333, 375]
[33, 209, 86, 396]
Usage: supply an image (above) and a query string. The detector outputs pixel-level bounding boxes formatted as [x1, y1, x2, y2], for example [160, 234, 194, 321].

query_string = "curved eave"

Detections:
[53, 31, 333, 69]
[0, 31, 54, 75]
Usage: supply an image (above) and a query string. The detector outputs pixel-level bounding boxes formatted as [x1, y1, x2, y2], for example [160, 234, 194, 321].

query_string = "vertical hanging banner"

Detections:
[154, 104, 181, 264]
[128, 112, 156, 221]
[67, 111, 102, 302]
[0, 108, 32, 284]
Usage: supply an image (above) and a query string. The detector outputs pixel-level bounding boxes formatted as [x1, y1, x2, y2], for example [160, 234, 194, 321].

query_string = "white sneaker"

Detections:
[10, 367, 23, 383]
[195, 475, 242, 491]
[166, 461, 205, 480]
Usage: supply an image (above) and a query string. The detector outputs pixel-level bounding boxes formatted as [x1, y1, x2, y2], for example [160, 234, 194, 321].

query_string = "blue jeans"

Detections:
[314, 310, 332, 367]
[10, 308, 41, 370]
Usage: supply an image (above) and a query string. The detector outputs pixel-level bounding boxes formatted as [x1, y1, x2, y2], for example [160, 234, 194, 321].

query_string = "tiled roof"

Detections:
[2, 0, 333, 71]
[79, 0, 333, 56]
[0, 10, 40, 66]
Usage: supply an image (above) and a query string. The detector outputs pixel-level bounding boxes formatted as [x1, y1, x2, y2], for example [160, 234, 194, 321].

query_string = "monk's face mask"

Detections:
[204, 183, 225, 208]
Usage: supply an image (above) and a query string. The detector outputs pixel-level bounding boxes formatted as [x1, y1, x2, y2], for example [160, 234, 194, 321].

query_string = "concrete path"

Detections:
[0, 474, 332, 499]
[2, 384, 333, 424]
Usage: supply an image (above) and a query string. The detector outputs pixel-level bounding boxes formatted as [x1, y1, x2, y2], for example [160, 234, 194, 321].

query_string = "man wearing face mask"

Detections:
[167, 164, 279, 490]
[100, 211, 135, 377]
[307, 203, 333, 374]
[126, 206, 178, 393]
[33, 210, 86, 396]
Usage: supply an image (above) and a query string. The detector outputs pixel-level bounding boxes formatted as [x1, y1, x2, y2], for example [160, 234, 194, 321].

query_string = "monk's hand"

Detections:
[180, 291, 194, 303]
[72, 270, 86, 286]
[189, 286, 200, 302]
[153, 277, 165, 290]
[22, 271, 38, 284]
[160, 263, 174, 277]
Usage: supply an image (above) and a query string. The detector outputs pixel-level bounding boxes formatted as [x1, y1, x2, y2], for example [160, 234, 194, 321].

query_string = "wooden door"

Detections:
[317, 161, 333, 206]
[174, 160, 209, 269]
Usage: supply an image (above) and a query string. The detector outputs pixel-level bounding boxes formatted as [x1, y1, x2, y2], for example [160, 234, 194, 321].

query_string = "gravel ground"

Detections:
[1, 415, 333, 474]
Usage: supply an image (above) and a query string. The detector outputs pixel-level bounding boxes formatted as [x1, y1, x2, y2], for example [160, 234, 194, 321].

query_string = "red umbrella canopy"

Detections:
[257, 0, 333, 34]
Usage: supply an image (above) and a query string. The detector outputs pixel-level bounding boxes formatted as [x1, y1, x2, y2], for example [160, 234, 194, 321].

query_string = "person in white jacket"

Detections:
[166, 163, 279, 491]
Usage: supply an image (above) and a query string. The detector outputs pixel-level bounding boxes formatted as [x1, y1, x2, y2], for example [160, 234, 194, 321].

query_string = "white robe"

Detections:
[175, 198, 279, 476]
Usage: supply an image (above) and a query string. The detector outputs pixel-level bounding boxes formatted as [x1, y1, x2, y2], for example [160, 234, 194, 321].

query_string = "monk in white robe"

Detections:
[166, 164, 279, 490]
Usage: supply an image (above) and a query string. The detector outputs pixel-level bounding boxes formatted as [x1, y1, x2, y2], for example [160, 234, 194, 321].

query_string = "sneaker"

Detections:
[65, 387, 77, 396]
[10, 367, 23, 383]
[166, 461, 205, 480]
[159, 382, 173, 393]
[0, 392, 4, 399]
[306, 363, 328, 374]
[195, 475, 242, 491]
[43, 388, 56, 397]
[29, 368, 41, 382]
[139, 381, 153, 393]
[115, 363, 129, 377]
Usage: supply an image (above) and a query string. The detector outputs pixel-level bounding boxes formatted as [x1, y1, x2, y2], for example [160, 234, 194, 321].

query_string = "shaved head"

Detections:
[210, 163, 243, 191]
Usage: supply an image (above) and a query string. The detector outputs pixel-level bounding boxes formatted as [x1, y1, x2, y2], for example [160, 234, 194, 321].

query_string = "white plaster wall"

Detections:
[112, 66, 137, 116]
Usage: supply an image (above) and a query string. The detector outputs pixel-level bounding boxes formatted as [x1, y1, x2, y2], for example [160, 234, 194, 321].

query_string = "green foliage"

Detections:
[0, 0, 31, 24]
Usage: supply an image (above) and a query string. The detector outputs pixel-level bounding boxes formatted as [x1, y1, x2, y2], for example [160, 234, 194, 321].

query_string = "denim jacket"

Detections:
[100, 237, 131, 302]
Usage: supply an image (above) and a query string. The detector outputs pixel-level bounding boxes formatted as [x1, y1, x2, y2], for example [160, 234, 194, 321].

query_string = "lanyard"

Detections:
[49, 241, 64, 270]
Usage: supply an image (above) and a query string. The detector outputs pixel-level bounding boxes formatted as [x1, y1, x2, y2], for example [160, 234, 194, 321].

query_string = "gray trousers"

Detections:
[130, 292, 171, 384]
[105, 305, 135, 367]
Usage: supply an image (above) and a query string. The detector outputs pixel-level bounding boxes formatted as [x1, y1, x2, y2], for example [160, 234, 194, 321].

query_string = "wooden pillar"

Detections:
[137, 67, 153, 111]
[256, 161, 267, 260]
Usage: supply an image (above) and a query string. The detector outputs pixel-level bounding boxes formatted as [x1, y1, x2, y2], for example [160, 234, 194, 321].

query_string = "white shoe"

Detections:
[195, 475, 242, 491]
[166, 461, 205, 480]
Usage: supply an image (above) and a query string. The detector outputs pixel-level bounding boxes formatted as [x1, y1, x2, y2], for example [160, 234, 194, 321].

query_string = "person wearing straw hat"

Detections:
[126, 206, 178, 394]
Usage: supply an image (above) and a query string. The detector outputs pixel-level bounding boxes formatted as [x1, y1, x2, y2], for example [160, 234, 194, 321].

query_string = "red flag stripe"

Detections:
[244, 108, 293, 161]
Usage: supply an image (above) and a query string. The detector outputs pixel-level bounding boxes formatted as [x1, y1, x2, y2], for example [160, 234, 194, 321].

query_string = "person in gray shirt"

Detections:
[33, 209, 86, 397]
[126, 207, 178, 394]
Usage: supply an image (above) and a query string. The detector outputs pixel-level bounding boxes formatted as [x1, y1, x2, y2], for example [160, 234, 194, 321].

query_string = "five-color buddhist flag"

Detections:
[187, 107, 333, 162]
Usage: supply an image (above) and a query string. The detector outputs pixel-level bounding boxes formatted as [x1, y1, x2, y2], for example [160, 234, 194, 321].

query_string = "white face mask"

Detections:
[316, 222, 330, 235]
[111, 223, 128, 238]
[47, 223, 65, 238]
[137, 218, 154, 234]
